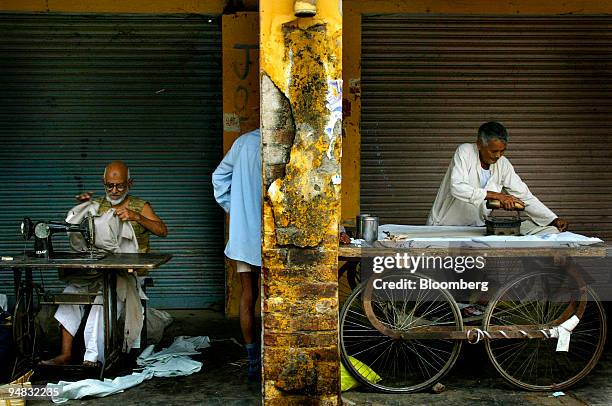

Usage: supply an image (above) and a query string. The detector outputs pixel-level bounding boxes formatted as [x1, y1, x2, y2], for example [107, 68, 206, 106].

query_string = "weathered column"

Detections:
[260, 1, 342, 404]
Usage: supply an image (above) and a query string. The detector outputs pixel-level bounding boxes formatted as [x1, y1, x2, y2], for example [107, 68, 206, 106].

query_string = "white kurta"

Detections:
[427, 143, 557, 227]
[212, 129, 262, 267]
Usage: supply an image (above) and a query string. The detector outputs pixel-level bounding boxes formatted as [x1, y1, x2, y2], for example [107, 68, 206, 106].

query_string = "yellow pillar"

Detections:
[260, 0, 342, 404]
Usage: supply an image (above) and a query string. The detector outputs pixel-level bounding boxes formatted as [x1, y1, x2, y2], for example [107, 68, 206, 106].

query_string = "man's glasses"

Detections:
[104, 182, 128, 192]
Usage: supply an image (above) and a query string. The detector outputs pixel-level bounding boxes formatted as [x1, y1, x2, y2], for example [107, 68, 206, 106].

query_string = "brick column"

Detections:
[260, 1, 342, 404]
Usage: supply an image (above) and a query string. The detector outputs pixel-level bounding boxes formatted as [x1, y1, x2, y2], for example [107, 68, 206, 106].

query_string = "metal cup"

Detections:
[355, 213, 371, 239]
[362, 216, 379, 243]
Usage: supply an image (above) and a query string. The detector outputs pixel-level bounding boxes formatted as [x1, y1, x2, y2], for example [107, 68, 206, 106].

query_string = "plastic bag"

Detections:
[341, 356, 382, 392]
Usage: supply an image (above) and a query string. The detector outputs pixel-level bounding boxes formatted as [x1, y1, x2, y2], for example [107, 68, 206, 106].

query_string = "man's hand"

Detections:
[549, 218, 569, 232]
[488, 192, 525, 211]
[114, 207, 141, 222]
[75, 191, 93, 202]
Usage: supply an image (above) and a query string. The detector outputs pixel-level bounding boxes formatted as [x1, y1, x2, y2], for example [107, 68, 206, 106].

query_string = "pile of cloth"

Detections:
[47, 336, 210, 403]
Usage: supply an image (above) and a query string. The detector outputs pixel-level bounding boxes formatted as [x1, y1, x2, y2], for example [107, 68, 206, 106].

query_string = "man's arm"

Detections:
[501, 160, 564, 227]
[115, 203, 168, 237]
[212, 139, 243, 213]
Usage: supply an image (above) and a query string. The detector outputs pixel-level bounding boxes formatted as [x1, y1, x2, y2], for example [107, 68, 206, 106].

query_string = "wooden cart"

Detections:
[338, 244, 608, 393]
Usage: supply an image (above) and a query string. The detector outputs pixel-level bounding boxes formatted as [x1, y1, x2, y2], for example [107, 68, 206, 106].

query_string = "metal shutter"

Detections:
[361, 15, 612, 239]
[0, 13, 224, 308]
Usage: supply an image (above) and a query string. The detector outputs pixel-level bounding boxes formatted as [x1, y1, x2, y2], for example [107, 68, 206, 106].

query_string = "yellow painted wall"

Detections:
[341, 0, 612, 227]
[222, 12, 260, 317]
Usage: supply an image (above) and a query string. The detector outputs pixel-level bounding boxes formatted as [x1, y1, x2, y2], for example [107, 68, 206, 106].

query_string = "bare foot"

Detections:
[40, 354, 72, 366]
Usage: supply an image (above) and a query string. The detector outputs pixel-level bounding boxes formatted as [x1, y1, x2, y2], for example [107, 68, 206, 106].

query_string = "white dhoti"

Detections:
[54, 280, 143, 363]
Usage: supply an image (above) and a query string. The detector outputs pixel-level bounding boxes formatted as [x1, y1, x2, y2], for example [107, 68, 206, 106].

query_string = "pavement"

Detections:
[20, 309, 612, 406]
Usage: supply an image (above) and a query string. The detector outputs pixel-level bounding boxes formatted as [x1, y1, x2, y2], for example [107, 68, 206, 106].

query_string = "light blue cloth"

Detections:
[212, 129, 262, 267]
[47, 336, 210, 403]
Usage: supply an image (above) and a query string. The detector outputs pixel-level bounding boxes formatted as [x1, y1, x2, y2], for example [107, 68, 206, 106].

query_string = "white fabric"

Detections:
[547, 315, 580, 352]
[48, 336, 210, 403]
[0, 294, 7, 312]
[66, 201, 139, 253]
[377, 225, 603, 249]
[54, 201, 144, 362]
[427, 143, 557, 227]
[212, 129, 262, 267]
[479, 167, 491, 188]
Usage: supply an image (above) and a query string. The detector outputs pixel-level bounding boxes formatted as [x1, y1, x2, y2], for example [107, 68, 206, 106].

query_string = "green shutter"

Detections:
[0, 13, 224, 308]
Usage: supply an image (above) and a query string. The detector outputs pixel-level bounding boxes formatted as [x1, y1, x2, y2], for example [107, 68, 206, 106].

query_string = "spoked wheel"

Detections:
[338, 262, 362, 307]
[340, 272, 463, 393]
[484, 271, 606, 390]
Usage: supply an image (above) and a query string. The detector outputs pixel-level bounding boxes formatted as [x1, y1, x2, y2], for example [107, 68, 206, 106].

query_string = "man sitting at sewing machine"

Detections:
[42, 161, 168, 366]
[427, 121, 568, 235]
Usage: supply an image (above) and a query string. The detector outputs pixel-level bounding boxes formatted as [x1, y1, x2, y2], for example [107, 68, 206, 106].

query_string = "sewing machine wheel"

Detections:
[12, 284, 38, 359]
[484, 271, 606, 390]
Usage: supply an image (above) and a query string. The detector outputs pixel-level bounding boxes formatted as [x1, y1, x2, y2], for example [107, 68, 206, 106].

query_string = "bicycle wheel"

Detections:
[340, 272, 463, 393]
[484, 271, 606, 390]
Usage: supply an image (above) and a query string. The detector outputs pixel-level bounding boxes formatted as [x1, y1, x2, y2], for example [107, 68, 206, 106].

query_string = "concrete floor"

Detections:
[23, 310, 612, 406]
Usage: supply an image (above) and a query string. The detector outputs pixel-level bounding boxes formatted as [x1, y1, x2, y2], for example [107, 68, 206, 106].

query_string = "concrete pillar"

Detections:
[260, 1, 342, 404]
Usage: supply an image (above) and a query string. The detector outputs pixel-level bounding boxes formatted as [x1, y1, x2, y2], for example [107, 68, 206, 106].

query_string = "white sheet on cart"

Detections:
[376, 225, 603, 249]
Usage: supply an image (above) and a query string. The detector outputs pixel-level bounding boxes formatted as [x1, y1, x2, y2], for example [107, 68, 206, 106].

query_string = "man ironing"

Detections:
[427, 122, 568, 235]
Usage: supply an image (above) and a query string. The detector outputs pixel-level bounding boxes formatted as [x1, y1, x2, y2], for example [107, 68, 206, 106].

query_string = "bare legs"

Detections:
[41, 326, 73, 365]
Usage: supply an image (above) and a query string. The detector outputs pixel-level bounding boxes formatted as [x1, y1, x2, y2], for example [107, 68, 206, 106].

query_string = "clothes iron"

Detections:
[485, 199, 525, 236]
[20, 214, 98, 260]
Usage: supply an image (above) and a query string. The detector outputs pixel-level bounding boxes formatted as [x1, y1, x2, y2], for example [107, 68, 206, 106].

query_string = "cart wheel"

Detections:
[340, 272, 463, 393]
[484, 271, 606, 390]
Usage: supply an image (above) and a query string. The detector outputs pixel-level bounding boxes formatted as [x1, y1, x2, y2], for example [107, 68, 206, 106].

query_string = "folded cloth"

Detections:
[48, 336, 211, 403]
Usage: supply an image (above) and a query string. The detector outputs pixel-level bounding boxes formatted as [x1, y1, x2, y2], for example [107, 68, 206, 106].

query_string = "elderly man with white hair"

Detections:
[427, 121, 568, 235]
[42, 161, 168, 366]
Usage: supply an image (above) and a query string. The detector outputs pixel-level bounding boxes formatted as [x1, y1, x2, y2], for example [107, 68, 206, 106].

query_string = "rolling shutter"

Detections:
[361, 15, 612, 239]
[0, 13, 224, 308]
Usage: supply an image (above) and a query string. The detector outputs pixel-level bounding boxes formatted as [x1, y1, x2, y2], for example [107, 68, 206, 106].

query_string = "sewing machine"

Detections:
[19, 215, 103, 260]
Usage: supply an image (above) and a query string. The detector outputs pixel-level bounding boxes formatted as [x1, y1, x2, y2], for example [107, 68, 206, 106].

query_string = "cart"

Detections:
[338, 244, 608, 393]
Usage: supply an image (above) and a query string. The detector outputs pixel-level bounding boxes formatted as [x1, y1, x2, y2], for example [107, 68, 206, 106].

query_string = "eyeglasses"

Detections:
[104, 182, 128, 192]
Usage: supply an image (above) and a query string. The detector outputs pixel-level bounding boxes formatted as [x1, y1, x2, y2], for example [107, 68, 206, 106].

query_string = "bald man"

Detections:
[42, 161, 167, 366]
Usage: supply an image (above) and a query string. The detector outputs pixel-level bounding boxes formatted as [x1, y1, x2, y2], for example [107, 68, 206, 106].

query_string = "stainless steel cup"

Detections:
[362, 216, 379, 243]
[355, 213, 371, 239]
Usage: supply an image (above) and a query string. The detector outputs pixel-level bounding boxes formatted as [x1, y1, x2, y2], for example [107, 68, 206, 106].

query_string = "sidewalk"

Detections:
[28, 310, 612, 405]
[30, 310, 261, 405]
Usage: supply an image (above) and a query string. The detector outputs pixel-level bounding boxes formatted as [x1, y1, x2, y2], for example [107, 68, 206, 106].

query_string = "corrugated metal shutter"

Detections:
[361, 15, 612, 239]
[0, 13, 224, 308]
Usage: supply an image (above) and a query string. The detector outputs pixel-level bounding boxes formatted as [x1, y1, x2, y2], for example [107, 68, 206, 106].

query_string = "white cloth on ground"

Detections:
[54, 201, 145, 362]
[0, 294, 7, 312]
[427, 143, 557, 227]
[47, 336, 210, 403]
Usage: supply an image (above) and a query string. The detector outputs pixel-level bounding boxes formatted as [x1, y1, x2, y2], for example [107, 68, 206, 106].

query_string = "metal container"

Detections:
[355, 213, 371, 239]
[361, 216, 379, 243]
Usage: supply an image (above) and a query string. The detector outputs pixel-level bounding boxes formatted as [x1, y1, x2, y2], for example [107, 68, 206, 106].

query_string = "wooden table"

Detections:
[0, 253, 172, 378]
